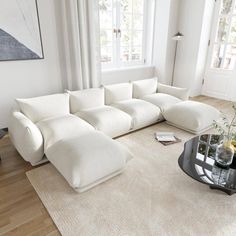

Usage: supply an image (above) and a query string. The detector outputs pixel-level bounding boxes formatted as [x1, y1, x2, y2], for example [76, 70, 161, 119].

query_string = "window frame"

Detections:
[210, 0, 236, 70]
[99, 0, 148, 70]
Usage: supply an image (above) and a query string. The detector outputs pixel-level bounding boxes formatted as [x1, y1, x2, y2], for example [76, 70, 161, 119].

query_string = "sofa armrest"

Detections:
[8, 110, 44, 165]
[157, 83, 189, 101]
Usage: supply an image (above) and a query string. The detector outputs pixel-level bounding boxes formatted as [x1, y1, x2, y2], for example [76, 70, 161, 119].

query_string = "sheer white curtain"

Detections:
[64, 0, 101, 90]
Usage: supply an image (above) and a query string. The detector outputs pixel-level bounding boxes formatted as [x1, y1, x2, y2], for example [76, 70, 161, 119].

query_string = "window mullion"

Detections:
[116, 0, 121, 67]
[221, 0, 236, 68]
[112, 0, 117, 68]
[142, 0, 148, 63]
[131, 1, 134, 64]
[208, 0, 221, 69]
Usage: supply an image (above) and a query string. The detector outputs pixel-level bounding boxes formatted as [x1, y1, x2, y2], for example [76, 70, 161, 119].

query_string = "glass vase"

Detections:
[215, 137, 234, 168]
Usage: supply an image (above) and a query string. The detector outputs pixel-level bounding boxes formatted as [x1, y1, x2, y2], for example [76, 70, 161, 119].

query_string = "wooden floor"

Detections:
[0, 96, 234, 235]
[0, 141, 60, 235]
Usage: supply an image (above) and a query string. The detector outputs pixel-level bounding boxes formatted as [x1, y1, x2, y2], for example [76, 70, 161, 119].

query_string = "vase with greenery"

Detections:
[213, 104, 236, 167]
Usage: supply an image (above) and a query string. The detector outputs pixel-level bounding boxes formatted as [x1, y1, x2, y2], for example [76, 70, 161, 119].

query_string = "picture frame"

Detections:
[0, 0, 44, 62]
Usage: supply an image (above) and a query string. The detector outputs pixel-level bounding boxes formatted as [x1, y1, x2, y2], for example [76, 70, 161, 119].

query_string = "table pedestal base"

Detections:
[209, 185, 235, 195]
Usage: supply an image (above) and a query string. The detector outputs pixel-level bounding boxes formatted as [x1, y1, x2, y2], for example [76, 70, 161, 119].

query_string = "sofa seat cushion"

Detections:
[163, 101, 220, 134]
[45, 131, 133, 192]
[112, 99, 163, 129]
[37, 114, 94, 149]
[75, 106, 132, 138]
[142, 93, 182, 112]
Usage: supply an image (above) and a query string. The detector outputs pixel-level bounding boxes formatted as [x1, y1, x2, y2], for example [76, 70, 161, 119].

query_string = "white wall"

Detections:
[152, 0, 171, 83]
[0, 0, 64, 128]
[152, 0, 180, 84]
[101, 66, 155, 85]
[173, 0, 215, 96]
[192, 0, 215, 96]
[165, 0, 181, 85]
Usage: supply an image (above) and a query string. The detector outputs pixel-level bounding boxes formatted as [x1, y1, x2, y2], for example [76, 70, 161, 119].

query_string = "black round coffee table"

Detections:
[178, 134, 236, 195]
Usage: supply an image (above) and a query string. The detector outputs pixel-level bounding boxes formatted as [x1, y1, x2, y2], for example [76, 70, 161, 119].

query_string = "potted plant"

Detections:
[213, 104, 236, 168]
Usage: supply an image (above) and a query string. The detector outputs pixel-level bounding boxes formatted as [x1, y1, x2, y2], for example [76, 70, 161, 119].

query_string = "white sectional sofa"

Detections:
[69, 87, 132, 138]
[9, 77, 220, 192]
[104, 82, 163, 130]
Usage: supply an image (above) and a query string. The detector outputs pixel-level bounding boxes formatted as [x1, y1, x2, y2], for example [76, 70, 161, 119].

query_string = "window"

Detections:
[211, 0, 236, 70]
[99, 0, 147, 69]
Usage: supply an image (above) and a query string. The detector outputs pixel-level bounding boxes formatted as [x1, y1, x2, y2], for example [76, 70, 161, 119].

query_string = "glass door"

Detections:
[203, 0, 236, 101]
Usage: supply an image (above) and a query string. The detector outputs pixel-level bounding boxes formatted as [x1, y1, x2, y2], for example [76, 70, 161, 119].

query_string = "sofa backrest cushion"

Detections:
[16, 93, 70, 123]
[67, 87, 104, 113]
[157, 83, 189, 101]
[132, 77, 158, 98]
[104, 83, 133, 105]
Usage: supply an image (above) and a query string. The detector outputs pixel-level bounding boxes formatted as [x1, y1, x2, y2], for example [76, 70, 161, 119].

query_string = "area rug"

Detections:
[26, 123, 236, 236]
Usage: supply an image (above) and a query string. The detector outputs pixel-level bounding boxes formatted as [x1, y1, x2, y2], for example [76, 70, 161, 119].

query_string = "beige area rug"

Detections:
[26, 123, 236, 236]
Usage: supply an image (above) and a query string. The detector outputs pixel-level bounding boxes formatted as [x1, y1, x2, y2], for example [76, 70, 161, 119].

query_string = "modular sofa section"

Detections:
[104, 82, 163, 130]
[76, 106, 132, 138]
[68, 87, 132, 137]
[45, 131, 133, 192]
[112, 99, 163, 130]
[163, 101, 220, 134]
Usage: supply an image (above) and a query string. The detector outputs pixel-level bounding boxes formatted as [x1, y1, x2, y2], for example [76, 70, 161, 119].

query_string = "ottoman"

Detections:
[163, 101, 220, 134]
[45, 131, 133, 192]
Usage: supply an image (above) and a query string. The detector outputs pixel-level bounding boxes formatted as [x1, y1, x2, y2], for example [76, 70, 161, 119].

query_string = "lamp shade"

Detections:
[172, 32, 184, 41]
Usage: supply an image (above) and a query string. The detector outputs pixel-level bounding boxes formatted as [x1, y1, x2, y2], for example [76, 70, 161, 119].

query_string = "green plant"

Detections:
[213, 103, 236, 141]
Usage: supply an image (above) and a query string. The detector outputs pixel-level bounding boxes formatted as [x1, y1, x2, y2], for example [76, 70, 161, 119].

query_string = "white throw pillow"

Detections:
[104, 83, 133, 105]
[67, 88, 105, 113]
[132, 77, 158, 98]
[157, 83, 189, 101]
[37, 114, 94, 149]
[16, 93, 70, 123]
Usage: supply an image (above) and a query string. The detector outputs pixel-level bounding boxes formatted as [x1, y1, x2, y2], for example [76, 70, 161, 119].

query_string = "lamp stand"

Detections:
[171, 32, 184, 86]
[171, 40, 178, 86]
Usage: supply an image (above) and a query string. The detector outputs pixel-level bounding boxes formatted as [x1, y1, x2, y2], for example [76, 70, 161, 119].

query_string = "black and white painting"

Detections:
[0, 0, 44, 61]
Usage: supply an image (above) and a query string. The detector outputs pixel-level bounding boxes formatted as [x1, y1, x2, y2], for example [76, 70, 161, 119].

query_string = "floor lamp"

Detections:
[171, 32, 184, 86]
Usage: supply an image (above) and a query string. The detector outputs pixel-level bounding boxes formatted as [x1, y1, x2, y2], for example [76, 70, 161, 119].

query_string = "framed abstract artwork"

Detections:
[0, 0, 44, 61]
